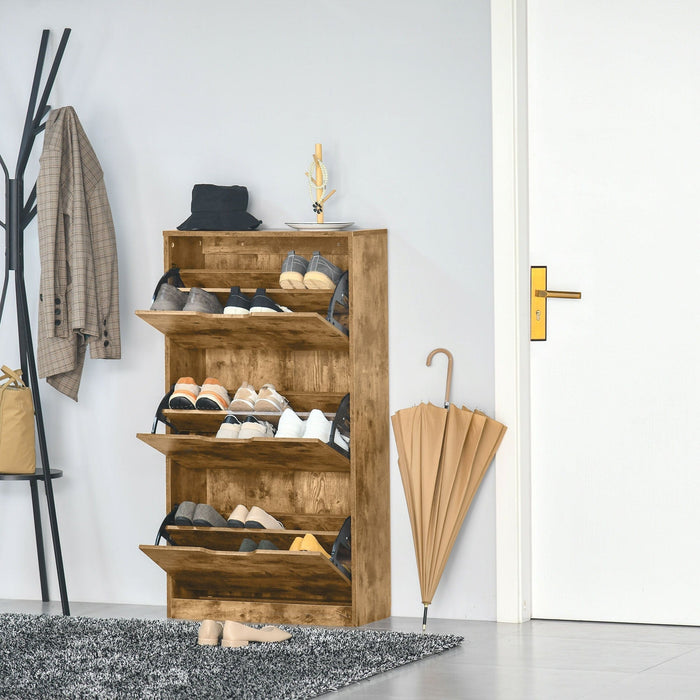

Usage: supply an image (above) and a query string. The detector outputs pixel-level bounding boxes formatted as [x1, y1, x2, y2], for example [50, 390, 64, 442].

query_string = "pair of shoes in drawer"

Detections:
[229, 382, 289, 413]
[289, 533, 331, 559]
[239, 537, 278, 552]
[151, 285, 223, 313]
[228, 505, 284, 530]
[174, 501, 227, 527]
[279, 250, 344, 290]
[198, 619, 291, 647]
[216, 415, 275, 439]
[223, 287, 292, 314]
[276, 407, 331, 441]
[170, 377, 230, 410]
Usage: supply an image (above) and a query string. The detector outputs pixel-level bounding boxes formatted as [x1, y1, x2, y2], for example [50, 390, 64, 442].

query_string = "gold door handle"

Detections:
[534, 289, 581, 299]
[531, 266, 581, 341]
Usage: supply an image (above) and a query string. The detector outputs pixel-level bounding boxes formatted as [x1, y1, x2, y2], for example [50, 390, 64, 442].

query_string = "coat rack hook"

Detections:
[426, 347, 454, 408]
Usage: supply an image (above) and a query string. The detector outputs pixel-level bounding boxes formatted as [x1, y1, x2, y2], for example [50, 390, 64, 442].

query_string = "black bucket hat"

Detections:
[177, 184, 262, 231]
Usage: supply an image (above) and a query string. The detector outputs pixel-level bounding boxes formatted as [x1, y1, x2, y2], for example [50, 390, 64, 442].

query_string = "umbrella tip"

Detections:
[422, 604, 428, 633]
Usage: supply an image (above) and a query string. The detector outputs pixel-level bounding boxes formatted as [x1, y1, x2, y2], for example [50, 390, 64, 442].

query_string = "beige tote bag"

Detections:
[0, 365, 36, 474]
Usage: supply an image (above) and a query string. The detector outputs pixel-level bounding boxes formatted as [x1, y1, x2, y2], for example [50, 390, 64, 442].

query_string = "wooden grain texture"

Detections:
[137, 433, 350, 472]
[169, 597, 353, 626]
[135, 310, 349, 350]
[140, 545, 351, 603]
[348, 230, 391, 625]
[205, 468, 350, 519]
[139, 229, 389, 626]
[204, 347, 349, 397]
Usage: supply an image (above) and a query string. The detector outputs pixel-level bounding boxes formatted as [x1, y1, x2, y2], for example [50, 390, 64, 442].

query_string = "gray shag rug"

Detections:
[0, 613, 463, 699]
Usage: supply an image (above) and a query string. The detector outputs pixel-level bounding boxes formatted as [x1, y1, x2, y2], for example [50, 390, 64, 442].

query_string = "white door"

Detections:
[529, 1, 700, 624]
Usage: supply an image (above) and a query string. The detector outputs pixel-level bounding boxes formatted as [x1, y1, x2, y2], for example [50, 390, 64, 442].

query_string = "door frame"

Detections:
[491, 0, 533, 623]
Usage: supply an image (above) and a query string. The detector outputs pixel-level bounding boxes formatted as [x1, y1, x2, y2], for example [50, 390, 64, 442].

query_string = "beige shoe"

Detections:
[229, 382, 258, 412]
[222, 620, 292, 646]
[289, 536, 303, 551]
[254, 384, 289, 413]
[198, 619, 223, 646]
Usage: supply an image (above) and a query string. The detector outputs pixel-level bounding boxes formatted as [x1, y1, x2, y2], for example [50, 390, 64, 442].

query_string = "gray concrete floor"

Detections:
[3, 599, 700, 698]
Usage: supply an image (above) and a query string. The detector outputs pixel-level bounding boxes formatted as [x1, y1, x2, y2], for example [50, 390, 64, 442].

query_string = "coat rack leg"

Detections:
[15, 272, 70, 615]
[29, 477, 50, 601]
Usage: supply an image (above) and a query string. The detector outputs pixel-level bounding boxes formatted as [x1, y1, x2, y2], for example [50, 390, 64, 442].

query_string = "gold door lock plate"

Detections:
[530, 266, 581, 341]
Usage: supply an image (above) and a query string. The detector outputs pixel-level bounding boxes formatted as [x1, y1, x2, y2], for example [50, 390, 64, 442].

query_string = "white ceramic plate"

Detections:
[285, 222, 354, 231]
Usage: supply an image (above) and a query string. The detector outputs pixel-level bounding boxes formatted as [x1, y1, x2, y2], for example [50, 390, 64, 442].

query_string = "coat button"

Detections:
[104, 340, 109, 347]
[54, 309, 60, 315]
[104, 330, 108, 337]
[55, 320, 61, 326]
[55, 298, 60, 304]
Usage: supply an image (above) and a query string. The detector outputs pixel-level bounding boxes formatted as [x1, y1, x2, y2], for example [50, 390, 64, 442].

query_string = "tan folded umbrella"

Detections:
[392, 348, 507, 630]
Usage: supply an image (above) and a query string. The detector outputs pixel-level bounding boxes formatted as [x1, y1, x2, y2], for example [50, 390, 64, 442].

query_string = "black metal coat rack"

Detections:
[0, 28, 71, 615]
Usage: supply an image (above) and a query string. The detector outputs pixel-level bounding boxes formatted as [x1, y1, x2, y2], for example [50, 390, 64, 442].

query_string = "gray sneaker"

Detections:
[182, 287, 224, 313]
[192, 503, 228, 527]
[303, 251, 343, 289]
[151, 283, 188, 311]
[279, 250, 309, 289]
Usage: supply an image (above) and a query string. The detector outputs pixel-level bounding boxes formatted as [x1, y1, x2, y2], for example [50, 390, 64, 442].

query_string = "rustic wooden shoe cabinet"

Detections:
[136, 229, 389, 626]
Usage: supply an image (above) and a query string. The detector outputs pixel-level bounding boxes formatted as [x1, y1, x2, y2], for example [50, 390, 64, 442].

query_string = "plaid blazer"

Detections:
[36, 107, 121, 400]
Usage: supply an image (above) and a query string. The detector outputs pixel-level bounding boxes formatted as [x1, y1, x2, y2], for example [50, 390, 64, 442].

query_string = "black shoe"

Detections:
[249, 288, 291, 314]
[223, 286, 252, 315]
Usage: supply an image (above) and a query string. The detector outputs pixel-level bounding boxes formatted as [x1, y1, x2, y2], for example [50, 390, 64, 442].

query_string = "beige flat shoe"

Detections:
[197, 619, 223, 646]
[222, 620, 292, 646]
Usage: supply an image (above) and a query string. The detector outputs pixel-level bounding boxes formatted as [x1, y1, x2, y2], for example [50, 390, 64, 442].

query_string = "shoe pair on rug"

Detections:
[289, 533, 330, 558]
[216, 415, 275, 439]
[198, 619, 291, 647]
[151, 285, 224, 314]
[170, 377, 230, 411]
[223, 287, 292, 315]
[228, 505, 285, 530]
[279, 250, 344, 290]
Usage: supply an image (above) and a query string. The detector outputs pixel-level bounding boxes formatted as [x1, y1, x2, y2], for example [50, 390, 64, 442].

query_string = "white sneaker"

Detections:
[275, 408, 305, 438]
[303, 409, 332, 442]
[216, 415, 241, 438]
[227, 504, 249, 527]
[254, 384, 289, 413]
[245, 506, 285, 530]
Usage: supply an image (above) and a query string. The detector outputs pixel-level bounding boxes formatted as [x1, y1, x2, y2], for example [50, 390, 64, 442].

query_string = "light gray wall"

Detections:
[0, 0, 494, 620]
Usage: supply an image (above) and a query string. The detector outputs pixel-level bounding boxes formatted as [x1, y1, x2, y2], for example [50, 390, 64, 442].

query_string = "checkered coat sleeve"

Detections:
[36, 106, 121, 401]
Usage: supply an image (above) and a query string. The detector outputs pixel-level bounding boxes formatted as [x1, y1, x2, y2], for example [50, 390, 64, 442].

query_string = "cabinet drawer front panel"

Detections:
[140, 545, 351, 604]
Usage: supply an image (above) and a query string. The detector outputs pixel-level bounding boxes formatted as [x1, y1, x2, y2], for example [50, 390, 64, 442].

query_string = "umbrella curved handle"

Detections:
[426, 347, 453, 408]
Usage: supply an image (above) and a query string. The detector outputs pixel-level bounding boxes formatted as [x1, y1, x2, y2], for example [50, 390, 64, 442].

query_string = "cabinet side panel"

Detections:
[349, 231, 391, 624]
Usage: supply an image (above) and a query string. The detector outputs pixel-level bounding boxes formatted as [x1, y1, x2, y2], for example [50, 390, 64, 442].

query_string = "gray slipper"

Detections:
[239, 538, 257, 552]
[151, 284, 188, 311]
[182, 288, 223, 314]
[192, 503, 228, 527]
[257, 539, 278, 550]
[174, 501, 196, 525]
